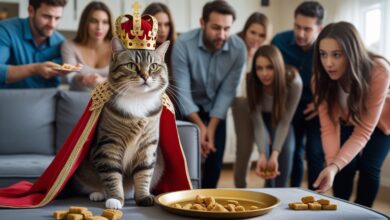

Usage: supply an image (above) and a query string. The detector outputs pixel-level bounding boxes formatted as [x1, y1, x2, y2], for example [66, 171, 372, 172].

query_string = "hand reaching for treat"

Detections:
[255, 153, 280, 179]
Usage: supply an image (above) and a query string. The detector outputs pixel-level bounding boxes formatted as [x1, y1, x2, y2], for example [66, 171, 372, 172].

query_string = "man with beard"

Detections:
[271, 1, 325, 190]
[0, 0, 67, 88]
[172, 0, 246, 188]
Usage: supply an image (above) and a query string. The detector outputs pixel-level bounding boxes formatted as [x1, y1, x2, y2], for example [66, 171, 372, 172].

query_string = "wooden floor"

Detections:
[217, 166, 390, 216]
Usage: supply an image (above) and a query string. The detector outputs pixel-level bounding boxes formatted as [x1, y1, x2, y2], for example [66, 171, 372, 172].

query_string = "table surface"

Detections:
[0, 188, 388, 220]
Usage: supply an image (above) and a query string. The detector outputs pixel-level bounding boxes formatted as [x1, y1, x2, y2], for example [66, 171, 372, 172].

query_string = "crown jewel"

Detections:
[115, 2, 158, 50]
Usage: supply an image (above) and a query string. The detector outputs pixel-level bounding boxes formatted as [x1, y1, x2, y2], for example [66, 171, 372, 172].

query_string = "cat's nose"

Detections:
[140, 73, 149, 81]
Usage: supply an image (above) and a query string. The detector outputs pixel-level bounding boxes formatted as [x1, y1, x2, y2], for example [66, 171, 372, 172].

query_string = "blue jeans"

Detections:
[197, 108, 226, 189]
[333, 125, 390, 207]
[290, 101, 324, 189]
[262, 113, 295, 187]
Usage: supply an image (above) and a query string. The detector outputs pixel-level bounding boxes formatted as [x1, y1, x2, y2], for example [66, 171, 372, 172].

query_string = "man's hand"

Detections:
[34, 61, 68, 78]
[303, 102, 318, 121]
[313, 163, 339, 193]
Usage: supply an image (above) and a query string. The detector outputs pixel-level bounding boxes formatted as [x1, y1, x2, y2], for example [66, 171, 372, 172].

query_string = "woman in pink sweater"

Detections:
[312, 21, 390, 207]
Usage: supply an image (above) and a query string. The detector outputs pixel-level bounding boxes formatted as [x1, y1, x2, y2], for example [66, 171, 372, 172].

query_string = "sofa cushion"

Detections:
[0, 89, 57, 154]
[0, 154, 54, 178]
[55, 90, 90, 152]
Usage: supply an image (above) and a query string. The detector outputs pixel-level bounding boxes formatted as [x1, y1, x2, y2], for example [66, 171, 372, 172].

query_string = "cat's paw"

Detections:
[106, 198, 123, 209]
[136, 195, 155, 206]
[89, 192, 105, 202]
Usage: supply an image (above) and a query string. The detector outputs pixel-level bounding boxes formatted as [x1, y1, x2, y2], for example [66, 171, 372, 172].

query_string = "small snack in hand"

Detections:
[54, 63, 82, 72]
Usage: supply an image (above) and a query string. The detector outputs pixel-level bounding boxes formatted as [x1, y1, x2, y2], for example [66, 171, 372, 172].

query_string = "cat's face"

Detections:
[108, 38, 170, 96]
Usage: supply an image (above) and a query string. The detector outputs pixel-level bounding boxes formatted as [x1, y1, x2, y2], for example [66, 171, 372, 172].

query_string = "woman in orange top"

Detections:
[312, 21, 390, 207]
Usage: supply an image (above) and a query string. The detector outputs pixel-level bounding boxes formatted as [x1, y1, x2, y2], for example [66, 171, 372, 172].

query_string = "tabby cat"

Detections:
[71, 37, 170, 209]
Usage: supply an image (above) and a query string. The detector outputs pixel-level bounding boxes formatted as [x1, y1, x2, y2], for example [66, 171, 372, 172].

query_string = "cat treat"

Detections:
[53, 207, 123, 220]
[170, 194, 260, 212]
[102, 209, 123, 220]
[288, 196, 337, 211]
[301, 196, 315, 204]
[85, 217, 108, 220]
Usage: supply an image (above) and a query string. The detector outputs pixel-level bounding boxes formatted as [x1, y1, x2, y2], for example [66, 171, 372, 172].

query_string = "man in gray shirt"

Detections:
[172, 0, 246, 188]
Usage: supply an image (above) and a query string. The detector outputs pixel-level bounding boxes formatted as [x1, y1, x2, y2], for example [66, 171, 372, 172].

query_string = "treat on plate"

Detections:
[171, 194, 261, 212]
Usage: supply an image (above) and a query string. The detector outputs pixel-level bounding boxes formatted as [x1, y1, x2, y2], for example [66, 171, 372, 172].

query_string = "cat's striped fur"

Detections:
[72, 38, 170, 209]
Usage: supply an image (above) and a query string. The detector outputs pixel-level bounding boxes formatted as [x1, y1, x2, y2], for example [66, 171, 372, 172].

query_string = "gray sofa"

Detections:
[0, 89, 200, 189]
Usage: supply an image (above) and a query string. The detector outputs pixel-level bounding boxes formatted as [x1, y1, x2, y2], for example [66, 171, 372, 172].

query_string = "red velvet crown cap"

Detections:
[115, 2, 158, 50]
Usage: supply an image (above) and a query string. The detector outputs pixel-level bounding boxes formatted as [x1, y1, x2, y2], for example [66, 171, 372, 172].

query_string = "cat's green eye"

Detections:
[150, 63, 159, 72]
[127, 63, 137, 72]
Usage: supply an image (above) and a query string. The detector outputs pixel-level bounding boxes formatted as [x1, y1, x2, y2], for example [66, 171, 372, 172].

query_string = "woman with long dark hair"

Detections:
[312, 21, 390, 207]
[247, 45, 302, 187]
[61, 1, 113, 91]
[232, 12, 271, 188]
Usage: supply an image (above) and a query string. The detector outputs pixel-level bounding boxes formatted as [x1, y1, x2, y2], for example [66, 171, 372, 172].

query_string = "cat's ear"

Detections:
[112, 37, 126, 53]
[155, 41, 170, 61]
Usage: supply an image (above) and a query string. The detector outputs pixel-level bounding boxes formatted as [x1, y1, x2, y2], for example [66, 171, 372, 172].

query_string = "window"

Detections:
[360, 0, 389, 59]
[363, 6, 381, 52]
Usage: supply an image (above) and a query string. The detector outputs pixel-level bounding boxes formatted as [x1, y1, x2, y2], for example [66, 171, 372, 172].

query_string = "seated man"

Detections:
[0, 0, 68, 88]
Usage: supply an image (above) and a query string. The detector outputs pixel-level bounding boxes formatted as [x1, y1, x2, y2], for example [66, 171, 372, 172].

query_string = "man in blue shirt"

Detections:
[272, 1, 325, 190]
[0, 0, 68, 88]
[172, 1, 246, 188]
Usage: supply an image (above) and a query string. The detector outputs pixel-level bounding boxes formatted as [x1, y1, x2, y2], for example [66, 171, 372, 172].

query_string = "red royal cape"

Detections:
[0, 83, 192, 208]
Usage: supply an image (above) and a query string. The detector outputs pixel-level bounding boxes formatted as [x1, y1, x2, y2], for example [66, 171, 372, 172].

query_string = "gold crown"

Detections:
[115, 2, 158, 50]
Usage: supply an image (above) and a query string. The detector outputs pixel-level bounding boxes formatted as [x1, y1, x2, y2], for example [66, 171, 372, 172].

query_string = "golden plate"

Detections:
[155, 189, 279, 219]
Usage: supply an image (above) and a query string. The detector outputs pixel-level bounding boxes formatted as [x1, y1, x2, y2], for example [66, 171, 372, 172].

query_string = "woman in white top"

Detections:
[61, 1, 112, 91]
[247, 45, 302, 187]
[233, 12, 271, 188]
